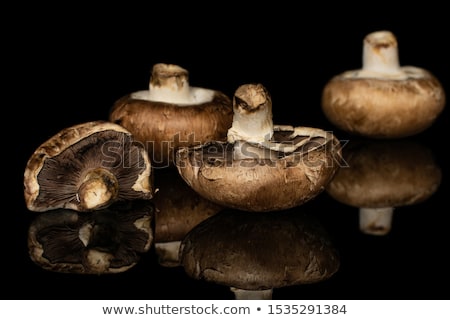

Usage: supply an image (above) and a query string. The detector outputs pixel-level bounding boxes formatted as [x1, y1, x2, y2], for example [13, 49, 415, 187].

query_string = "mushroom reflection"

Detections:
[326, 139, 442, 235]
[28, 200, 154, 274]
[153, 168, 222, 267]
[179, 208, 340, 299]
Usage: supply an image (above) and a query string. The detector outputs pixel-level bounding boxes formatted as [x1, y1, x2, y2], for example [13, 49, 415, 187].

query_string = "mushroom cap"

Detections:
[176, 129, 342, 212]
[27, 200, 154, 274]
[109, 66, 233, 167]
[326, 139, 442, 207]
[321, 69, 446, 138]
[179, 209, 340, 291]
[24, 121, 153, 212]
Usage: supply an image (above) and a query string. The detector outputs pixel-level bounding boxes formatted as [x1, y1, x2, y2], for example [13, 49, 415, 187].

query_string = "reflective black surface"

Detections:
[7, 7, 449, 300]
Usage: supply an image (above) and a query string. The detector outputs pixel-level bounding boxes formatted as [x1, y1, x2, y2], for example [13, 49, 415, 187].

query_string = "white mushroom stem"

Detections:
[148, 63, 191, 104]
[230, 287, 273, 300]
[131, 63, 214, 105]
[227, 84, 274, 145]
[154, 241, 182, 267]
[360, 30, 405, 79]
[359, 207, 394, 236]
[228, 84, 334, 161]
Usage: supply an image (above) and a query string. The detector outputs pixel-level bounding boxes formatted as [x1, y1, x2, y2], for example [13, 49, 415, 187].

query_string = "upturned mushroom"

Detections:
[321, 30, 446, 138]
[28, 200, 154, 274]
[325, 139, 442, 235]
[179, 209, 340, 299]
[109, 63, 233, 167]
[24, 121, 153, 212]
[176, 83, 342, 212]
[153, 168, 222, 267]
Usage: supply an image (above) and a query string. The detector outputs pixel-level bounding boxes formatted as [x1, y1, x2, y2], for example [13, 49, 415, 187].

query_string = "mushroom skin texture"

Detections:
[326, 139, 442, 235]
[179, 209, 340, 299]
[322, 30, 446, 139]
[152, 168, 222, 267]
[24, 121, 153, 212]
[176, 83, 342, 212]
[109, 63, 233, 167]
[27, 200, 154, 274]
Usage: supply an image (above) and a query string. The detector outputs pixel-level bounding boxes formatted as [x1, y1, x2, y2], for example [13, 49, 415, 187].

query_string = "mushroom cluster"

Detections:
[176, 83, 342, 212]
[26, 39, 445, 296]
[322, 30, 446, 138]
[109, 63, 233, 167]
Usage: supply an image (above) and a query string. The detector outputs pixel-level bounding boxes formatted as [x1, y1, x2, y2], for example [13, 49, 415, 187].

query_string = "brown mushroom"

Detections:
[326, 139, 442, 235]
[153, 168, 222, 267]
[27, 200, 154, 274]
[24, 121, 153, 212]
[179, 208, 340, 299]
[109, 63, 233, 167]
[322, 30, 446, 138]
[176, 83, 342, 212]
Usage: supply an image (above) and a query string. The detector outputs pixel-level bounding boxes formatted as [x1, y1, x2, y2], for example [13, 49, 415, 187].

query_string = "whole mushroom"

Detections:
[179, 208, 340, 299]
[24, 121, 153, 212]
[326, 139, 442, 235]
[109, 63, 233, 167]
[321, 30, 446, 138]
[28, 200, 154, 274]
[176, 83, 342, 212]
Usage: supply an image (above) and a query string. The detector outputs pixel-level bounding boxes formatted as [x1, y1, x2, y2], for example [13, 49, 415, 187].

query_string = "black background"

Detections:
[5, 5, 449, 300]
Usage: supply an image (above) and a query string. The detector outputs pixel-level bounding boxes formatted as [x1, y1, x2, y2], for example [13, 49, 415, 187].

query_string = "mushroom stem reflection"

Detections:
[230, 288, 273, 300]
[359, 207, 394, 236]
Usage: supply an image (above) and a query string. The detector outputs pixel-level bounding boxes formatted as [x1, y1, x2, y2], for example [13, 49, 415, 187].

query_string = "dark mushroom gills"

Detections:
[24, 121, 153, 212]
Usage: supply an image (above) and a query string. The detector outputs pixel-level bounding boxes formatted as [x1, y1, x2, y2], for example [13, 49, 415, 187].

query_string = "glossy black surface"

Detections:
[7, 7, 449, 300]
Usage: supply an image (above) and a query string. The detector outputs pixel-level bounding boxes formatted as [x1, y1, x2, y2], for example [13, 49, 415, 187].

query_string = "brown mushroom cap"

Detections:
[326, 139, 442, 208]
[24, 121, 153, 212]
[176, 130, 342, 212]
[109, 63, 233, 167]
[152, 168, 222, 267]
[27, 200, 154, 274]
[179, 209, 340, 296]
[322, 71, 446, 138]
[321, 31, 446, 139]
